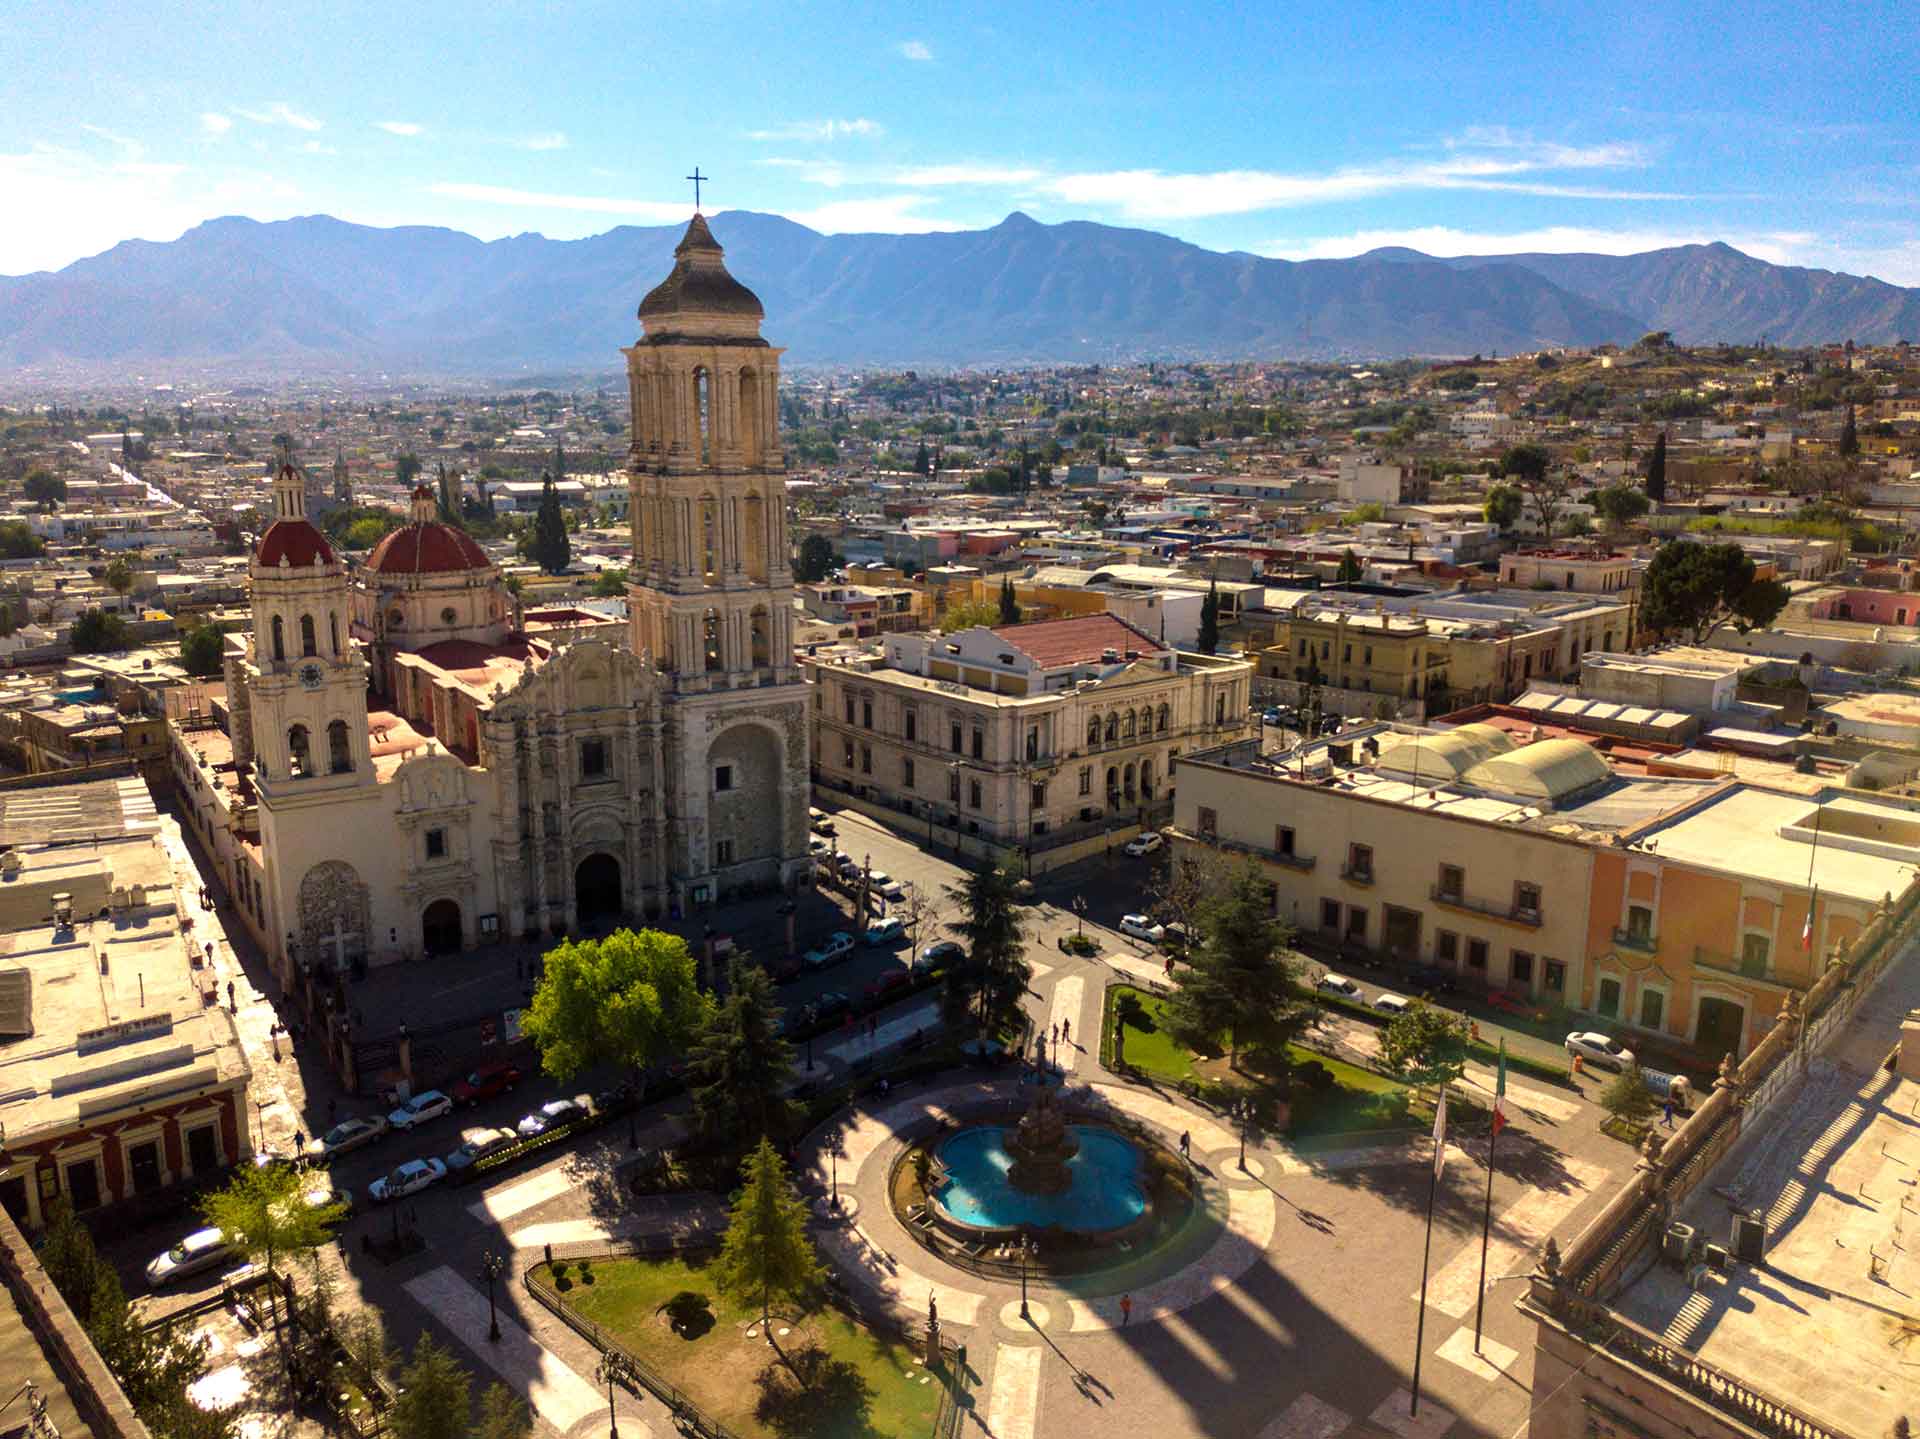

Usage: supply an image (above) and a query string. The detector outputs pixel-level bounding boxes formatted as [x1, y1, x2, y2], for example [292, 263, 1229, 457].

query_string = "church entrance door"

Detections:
[575, 853, 623, 930]
[421, 899, 463, 956]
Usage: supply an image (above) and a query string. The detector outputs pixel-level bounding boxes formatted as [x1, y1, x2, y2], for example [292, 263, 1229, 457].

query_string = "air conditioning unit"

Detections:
[1702, 1242, 1730, 1272]
[1731, 1211, 1766, 1263]
[1662, 1222, 1698, 1266]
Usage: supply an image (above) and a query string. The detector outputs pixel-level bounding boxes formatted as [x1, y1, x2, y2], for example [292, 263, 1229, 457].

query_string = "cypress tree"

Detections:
[1644, 431, 1668, 502]
[531, 472, 572, 574]
[1840, 404, 1859, 459]
[1198, 579, 1221, 655]
[998, 576, 1022, 625]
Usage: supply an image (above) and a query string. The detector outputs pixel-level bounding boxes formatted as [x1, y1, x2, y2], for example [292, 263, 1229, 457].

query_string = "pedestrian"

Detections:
[293, 1129, 305, 1150]
[1061, 1017, 1070, 1044]
[1120, 1294, 1133, 1326]
[1179, 1130, 1190, 1159]
[1165, 956, 1175, 979]
[205, 940, 215, 966]
[1662, 1096, 1675, 1128]
[226, 980, 236, 1012]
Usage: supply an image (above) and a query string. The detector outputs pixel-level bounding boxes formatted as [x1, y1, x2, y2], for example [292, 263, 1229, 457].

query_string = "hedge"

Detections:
[1309, 991, 1573, 1086]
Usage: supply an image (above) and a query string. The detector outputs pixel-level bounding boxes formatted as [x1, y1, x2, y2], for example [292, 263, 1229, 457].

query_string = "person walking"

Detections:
[226, 980, 236, 1013]
[1662, 1095, 1675, 1128]
[1179, 1130, 1191, 1161]
[1119, 1294, 1133, 1326]
[1061, 1017, 1070, 1045]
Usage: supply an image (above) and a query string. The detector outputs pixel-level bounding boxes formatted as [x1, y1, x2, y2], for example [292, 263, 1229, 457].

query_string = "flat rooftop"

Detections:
[1613, 950, 1920, 1439]
[1632, 786, 1920, 901]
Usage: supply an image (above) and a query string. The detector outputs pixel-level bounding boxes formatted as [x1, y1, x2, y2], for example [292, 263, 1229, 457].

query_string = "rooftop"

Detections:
[990, 613, 1167, 669]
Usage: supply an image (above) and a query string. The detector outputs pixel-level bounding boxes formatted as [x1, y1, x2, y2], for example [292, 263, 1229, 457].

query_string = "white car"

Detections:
[803, 931, 856, 968]
[1566, 1032, 1635, 1071]
[863, 917, 905, 946]
[877, 877, 906, 901]
[368, 1157, 447, 1204]
[517, 1099, 587, 1137]
[1371, 992, 1411, 1016]
[304, 1114, 388, 1163]
[1118, 914, 1165, 943]
[446, 1125, 518, 1174]
[145, 1227, 233, 1288]
[1123, 831, 1165, 856]
[1315, 972, 1361, 998]
[386, 1090, 452, 1131]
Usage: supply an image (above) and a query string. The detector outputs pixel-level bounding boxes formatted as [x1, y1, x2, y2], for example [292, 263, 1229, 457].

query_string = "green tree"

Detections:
[180, 622, 225, 677]
[941, 861, 1031, 1039]
[1378, 999, 1470, 1091]
[1335, 548, 1363, 583]
[0, 521, 44, 559]
[794, 533, 836, 582]
[1839, 403, 1859, 459]
[912, 441, 930, 475]
[1163, 859, 1314, 1070]
[1482, 482, 1523, 530]
[70, 608, 130, 653]
[998, 576, 1022, 625]
[85, 1264, 231, 1438]
[530, 473, 572, 574]
[1641, 538, 1789, 643]
[103, 556, 135, 596]
[687, 957, 795, 1153]
[435, 461, 458, 523]
[522, 928, 711, 1096]
[24, 469, 66, 506]
[200, 1161, 346, 1349]
[1591, 484, 1651, 531]
[1197, 578, 1220, 655]
[938, 598, 1000, 633]
[590, 566, 629, 597]
[713, 1138, 823, 1339]
[1498, 443, 1551, 485]
[1600, 1065, 1656, 1126]
[38, 1196, 107, 1322]
[390, 1333, 471, 1439]
[475, 1383, 534, 1439]
[1644, 430, 1668, 502]
[395, 452, 423, 490]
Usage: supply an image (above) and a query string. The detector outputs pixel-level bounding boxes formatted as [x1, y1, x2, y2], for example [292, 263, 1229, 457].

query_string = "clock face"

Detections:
[298, 663, 324, 690]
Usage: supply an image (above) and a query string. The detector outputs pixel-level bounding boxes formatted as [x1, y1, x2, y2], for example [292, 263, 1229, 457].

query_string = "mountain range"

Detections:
[3, 211, 1917, 375]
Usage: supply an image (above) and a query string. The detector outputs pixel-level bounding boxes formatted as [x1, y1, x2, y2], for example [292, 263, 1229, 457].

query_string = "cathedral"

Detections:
[219, 214, 809, 979]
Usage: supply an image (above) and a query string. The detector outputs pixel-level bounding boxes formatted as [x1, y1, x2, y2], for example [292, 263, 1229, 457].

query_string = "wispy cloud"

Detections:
[898, 39, 933, 61]
[80, 124, 143, 156]
[428, 182, 688, 221]
[376, 121, 424, 137]
[749, 118, 885, 142]
[784, 194, 960, 234]
[234, 102, 323, 132]
[199, 112, 233, 137]
[515, 131, 569, 151]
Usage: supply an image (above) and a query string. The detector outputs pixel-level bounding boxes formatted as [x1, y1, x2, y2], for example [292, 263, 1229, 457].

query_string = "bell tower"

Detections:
[623, 208, 809, 905]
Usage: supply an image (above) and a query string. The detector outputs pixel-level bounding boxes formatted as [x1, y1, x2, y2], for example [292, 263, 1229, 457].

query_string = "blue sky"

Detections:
[4, 0, 1917, 282]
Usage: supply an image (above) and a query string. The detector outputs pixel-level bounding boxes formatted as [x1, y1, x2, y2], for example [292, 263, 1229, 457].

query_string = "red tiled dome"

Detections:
[255, 518, 337, 569]
[368, 521, 493, 575]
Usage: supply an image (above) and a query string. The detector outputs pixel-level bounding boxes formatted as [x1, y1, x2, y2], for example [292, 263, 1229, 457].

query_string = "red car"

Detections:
[1483, 991, 1532, 1017]
[452, 1061, 523, 1107]
[861, 970, 911, 1011]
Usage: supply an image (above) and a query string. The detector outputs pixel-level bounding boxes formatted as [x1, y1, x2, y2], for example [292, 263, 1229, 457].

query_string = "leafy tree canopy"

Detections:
[713, 1138, 823, 1332]
[180, 622, 225, 677]
[522, 927, 711, 1085]
[70, 608, 130, 653]
[1641, 538, 1789, 643]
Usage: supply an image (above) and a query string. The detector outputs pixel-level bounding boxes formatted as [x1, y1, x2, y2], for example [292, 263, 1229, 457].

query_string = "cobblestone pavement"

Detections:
[121, 792, 1643, 1439]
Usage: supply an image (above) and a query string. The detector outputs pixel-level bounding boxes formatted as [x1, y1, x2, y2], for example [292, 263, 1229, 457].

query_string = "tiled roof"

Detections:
[990, 614, 1166, 668]
[255, 517, 337, 569]
[368, 521, 493, 575]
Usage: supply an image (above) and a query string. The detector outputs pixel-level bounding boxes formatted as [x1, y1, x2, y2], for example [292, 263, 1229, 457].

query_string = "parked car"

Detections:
[304, 1115, 388, 1164]
[867, 870, 894, 890]
[145, 1227, 234, 1288]
[809, 809, 837, 837]
[803, 931, 856, 968]
[863, 917, 906, 947]
[1123, 831, 1165, 857]
[808, 836, 831, 856]
[1260, 707, 1283, 725]
[386, 1090, 453, 1131]
[301, 1176, 354, 1218]
[445, 1125, 518, 1174]
[1566, 1032, 1635, 1071]
[1315, 972, 1361, 998]
[807, 991, 852, 1025]
[914, 940, 964, 974]
[1485, 990, 1534, 1017]
[877, 877, 907, 901]
[862, 969, 911, 1010]
[767, 953, 805, 983]
[1405, 965, 1459, 996]
[516, 1099, 587, 1138]
[368, 1157, 447, 1204]
[1119, 913, 1165, 943]
[452, 1062, 523, 1107]
[835, 854, 861, 877]
[1371, 992, 1412, 1016]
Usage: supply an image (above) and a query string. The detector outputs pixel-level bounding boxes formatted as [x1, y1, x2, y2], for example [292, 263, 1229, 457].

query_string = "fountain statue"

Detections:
[1004, 1081, 1080, 1194]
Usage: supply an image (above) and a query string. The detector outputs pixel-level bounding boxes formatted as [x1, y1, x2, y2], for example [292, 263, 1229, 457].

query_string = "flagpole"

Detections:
[1473, 1040, 1507, 1354]
[1412, 1085, 1447, 1419]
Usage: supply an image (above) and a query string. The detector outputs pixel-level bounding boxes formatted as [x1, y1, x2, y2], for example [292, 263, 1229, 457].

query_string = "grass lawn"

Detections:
[1108, 986, 1421, 1138]
[550, 1252, 945, 1439]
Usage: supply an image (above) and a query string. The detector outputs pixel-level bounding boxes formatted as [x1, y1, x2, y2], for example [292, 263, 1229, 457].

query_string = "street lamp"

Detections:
[1018, 1229, 1034, 1322]
[1072, 894, 1087, 938]
[595, 1350, 633, 1439]
[481, 1251, 504, 1341]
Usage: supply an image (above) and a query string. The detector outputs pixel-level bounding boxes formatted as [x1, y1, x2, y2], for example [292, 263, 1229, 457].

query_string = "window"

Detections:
[714, 764, 733, 792]
[950, 723, 963, 754]
[1320, 898, 1341, 930]
[1123, 712, 1136, 740]
[1214, 694, 1226, 724]
[1106, 714, 1119, 743]
[581, 739, 608, 778]
[903, 758, 915, 786]
[842, 738, 854, 767]
[1198, 806, 1218, 837]
[425, 828, 447, 860]
[1438, 864, 1463, 900]
[1544, 959, 1566, 992]
[862, 699, 873, 729]
[1345, 906, 1367, 940]
[1436, 930, 1459, 965]
[1625, 904, 1653, 940]
[329, 612, 340, 655]
[1030, 782, 1047, 810]
[1346, 843, 1373, 881]
[1157, 704, 1169, 733]
[1740, 932, 1771, 975]
[1298, 639, 1308, 656]
[1087, 716, 1101, 747]
[905, 709, 917, 742]
[715, 839, 735, 866]
[860, 744, 872, 774]
[1511, 950, 1535, 985]
[300, 613, 317, 657]
[1343, 645, 1352, 663]
[271, 614, 285, 662]
[845, 695, 856, 724]
[1364, 646, 1373, 665]
[441, 606, 457, 625]
[327, 719, 352, 774]
[1078, 766, 1092, 796]
[968, 779, 982, 809]
[287, 724, 311, 777]
[948, 770, 961, 802]
[1515, 882, 1542, 918]
[1467, 938, 1489, 970]
[1026, 727, 1039, 761]
[1597, 977, 1621, 1017]
[1639, 987, 1665, 1030]
[971, 728, 984, 760]
[1275, 825, 1295, 856]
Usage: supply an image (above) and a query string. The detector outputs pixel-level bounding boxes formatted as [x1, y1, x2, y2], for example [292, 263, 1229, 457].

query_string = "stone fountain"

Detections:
[1004, 1082, 1080, 1194]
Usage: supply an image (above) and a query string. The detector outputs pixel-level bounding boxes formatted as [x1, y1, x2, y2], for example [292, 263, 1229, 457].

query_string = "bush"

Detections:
[1600, 1065, 1656, 1125]
[1293, 1059, 1337, 1094]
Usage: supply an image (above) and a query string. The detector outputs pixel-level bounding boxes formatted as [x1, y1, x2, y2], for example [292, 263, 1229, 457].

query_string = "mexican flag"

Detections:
[1490, 1039, 1509, 1139]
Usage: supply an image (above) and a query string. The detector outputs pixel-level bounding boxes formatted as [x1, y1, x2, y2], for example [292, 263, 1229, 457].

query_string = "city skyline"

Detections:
[4, 0, 1917, 283]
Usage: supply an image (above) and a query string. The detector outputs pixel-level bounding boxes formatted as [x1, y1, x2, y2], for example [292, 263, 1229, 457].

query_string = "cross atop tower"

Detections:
[686, 167, 707, 211]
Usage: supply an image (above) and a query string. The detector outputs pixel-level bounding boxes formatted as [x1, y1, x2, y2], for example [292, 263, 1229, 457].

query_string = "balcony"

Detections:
[1692, 946, 1808, 993]
[1219, 837, 1317, 872]
[1431, 886, 1544, 928]
[1612, 927, 1658, 954]
[1340, 863, 1375, 886]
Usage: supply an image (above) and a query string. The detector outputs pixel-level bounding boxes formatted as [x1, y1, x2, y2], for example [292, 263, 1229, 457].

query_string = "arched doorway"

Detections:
[1696, 995, 1747, 1063]
[575, 853, 623, 929]
[421, 899, 463, 956]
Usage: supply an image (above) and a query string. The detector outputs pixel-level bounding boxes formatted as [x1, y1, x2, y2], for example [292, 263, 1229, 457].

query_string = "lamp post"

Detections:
[1072, 894, 1087, 938]
[595, 1351, 632, 1439]
[481, 1251, 504, 1341]
[1018, 1229, 1034, 1322]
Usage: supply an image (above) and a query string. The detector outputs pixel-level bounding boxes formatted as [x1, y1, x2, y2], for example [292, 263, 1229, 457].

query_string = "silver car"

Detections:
[146, 1227, 233, 1288]
[368, 1157, 447, 1203]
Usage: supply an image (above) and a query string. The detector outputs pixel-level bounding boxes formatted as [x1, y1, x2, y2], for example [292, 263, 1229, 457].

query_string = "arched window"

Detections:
[328, 612, 340, 656]
[749, 606, 770, 668]
[739, 367, 761, 466]
[387, 609, 405, 629]
[1140, 760, 1155, 797]
[700, 495, 719, 585]
[695, 367, 712, 465]
[440, 607, 456, 625]
[703, 608, 722, 672]
[327, 719, 352, 774]
[1104, 713, 1119, 743]
[1156, 703, 1170, 734]
[1138, 707, 1153, 737]
[1123, 762, 1137, 798]
[1105, 765, 1119, 797]
[287, 724, 311, 777]
[1122, 712, 1136, 740]
[299, 613, 316, 657]
[1087, 715, 1101, 748]
[271, 615, 285, 662]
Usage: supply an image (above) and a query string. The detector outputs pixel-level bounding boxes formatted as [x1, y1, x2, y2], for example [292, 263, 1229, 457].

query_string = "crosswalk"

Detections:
[1415, 1156, 1609, 1318]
